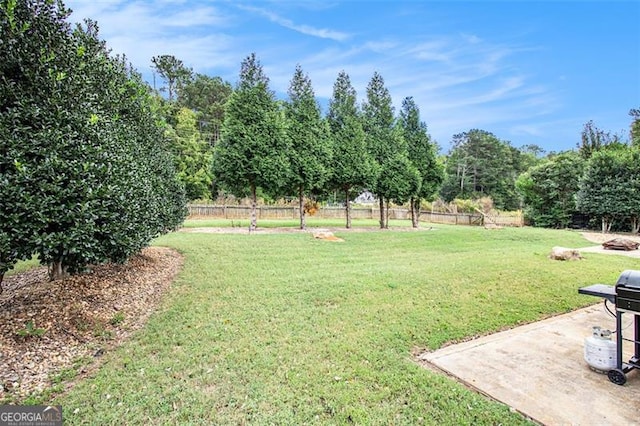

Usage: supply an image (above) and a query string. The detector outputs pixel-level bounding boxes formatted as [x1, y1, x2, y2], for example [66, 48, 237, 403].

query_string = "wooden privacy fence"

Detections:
[187, 204, 524, 227]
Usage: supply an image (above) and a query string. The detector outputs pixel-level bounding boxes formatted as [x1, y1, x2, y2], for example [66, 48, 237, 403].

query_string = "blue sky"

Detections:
[65, 0, 640, 154]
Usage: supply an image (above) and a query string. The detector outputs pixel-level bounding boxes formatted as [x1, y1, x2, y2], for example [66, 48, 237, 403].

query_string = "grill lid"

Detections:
[615, 270, 640, 289]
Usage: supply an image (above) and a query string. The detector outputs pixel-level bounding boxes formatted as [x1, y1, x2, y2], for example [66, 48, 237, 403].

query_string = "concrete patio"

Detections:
[418, 303, 639, 425]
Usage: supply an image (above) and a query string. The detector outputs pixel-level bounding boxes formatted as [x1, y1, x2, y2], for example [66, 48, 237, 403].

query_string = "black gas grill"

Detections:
[579, 270, 640, 385]
[616, 270, 640, 314]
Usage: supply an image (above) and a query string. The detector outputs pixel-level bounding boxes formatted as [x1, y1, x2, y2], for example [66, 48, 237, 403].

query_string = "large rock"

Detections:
[313, 231, 344, 242]
[549, 246, 583, 261]
[602, 238, 640, 251]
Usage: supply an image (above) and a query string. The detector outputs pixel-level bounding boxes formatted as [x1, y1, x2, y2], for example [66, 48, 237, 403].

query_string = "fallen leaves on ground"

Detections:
[0, 246, 183, 403]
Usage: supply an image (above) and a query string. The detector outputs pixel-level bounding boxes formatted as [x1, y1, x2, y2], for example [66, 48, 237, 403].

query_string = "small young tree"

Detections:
[213, 53, 289, 231]
[327, 71, 374, 229]
[284, 65, 331, 229]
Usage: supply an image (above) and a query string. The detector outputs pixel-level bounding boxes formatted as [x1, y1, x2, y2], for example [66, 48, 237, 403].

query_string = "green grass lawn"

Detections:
[54, 223, 639, 424]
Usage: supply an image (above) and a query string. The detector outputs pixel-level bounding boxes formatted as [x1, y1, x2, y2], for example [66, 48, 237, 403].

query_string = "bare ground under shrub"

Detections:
[0, 246, 183, 403]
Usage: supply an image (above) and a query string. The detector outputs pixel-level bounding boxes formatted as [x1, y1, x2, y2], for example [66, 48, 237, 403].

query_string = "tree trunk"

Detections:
[632, 216, 639, 234]
[48, 260, 68, 281]
[250, 183, 257, 232]
[378, 197, 385, 229]
[411, 197, 419, 228]
[299, 186, 306, 230]
[345, 187, 352, 229]
[0, 273, 3, 294]
[385, 199, 390, 229]
[601, 217, 613, 233]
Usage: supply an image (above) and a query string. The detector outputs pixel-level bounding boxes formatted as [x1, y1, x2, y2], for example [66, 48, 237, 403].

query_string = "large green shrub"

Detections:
[0, 0, 186, 284]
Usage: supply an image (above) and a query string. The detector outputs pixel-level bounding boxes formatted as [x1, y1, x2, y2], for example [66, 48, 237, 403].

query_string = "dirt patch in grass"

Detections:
[0, 247, 183, 403]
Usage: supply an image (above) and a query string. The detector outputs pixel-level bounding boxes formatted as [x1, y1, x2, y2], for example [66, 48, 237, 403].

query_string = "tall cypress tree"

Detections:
[285, 65, 331, 229]
[327, 71, 373, 229]
[213, 53, 289, 231]
[362, 72, 402, 228]
[399, 97, 444, 227]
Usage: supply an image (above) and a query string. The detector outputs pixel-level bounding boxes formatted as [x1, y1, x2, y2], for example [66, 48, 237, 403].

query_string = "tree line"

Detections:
[153, 53, 443, 231]
[156, 49, 640, 234]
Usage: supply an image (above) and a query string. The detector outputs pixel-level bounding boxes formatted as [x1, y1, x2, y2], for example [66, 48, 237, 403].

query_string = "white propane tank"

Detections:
[584, 326, 617, 372]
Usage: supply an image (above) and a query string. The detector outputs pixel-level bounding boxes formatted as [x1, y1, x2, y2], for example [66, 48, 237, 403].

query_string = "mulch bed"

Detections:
[0, 247, 183, 402]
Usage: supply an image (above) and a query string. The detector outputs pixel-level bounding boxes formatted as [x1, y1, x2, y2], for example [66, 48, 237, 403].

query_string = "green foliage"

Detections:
[166, 107, 214, 200]
[516, 152, 584, 228]
[630, 108, 640, 147]
[177, 73, 232, 144]
[376, 152, 421, 205]
[577, 146, 640, 232]
[578, 119, 626, 159]
[0, 0, 186, 280]
[441, 129, 520, 210]
[399, 97, 444, 225]
[15, 319, 46, 338]
[327, 71, 374, 228]
[284, 65, 332, 229]
[212, 53, 289, 230]
[362, 72, 403, 228]
[151, 54, 192, 101]
[110, 311, 125, 326]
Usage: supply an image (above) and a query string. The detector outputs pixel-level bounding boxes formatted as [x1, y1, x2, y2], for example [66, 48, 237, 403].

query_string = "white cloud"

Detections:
[237, 5, 350, 42]
[64, 1, 565, 149]
[66, 0, 238, 75]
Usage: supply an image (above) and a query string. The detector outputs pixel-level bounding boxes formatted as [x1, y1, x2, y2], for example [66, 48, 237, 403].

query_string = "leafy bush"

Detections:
[0, 0, 186, 283]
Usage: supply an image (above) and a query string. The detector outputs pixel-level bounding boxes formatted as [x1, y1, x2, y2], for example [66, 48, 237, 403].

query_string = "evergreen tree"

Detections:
[576, 146, 640, 232]
[441, 129, 519, 210]
[399, 97, 444, 227]
[151, 54, 192, 101]
[177, 73, 232, 145]
[629, 108, 640, 147]
[362, 72, 398, 228]
[284, 65, 331, 229]
[576, 147, 629, 232]
[0, 1, 186, 284]
[212, 53, 289, 231]
[327, 71, 373, 229]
